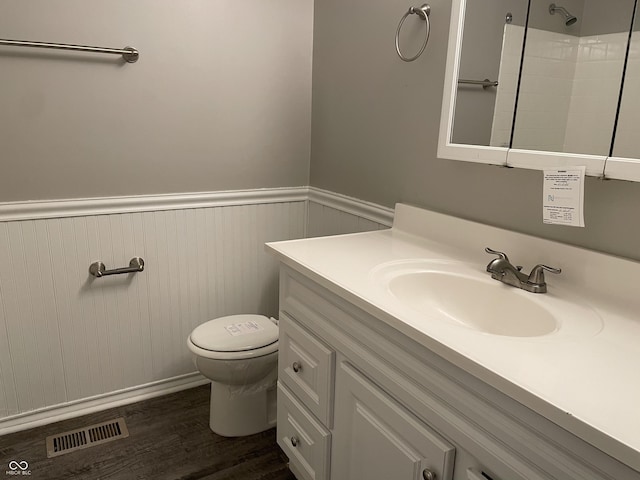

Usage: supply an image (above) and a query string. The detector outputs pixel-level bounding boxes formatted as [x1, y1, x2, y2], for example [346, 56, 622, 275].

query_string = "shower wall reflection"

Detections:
[511, 0, 635, 156]
[450, 0, 638, 160]
[613, 6, 640, 158]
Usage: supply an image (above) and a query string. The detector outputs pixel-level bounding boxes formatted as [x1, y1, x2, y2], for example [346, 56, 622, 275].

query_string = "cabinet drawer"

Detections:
[279, 313, 335, 426]
[277, 382, 331, 480]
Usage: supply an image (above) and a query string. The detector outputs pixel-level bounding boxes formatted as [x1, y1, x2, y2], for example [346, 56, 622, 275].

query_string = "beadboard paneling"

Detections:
[0, 201, 305, 420]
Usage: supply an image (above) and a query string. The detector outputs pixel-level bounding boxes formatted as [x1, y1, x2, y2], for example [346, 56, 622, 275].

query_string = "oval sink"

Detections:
[371, 259, 603, 339]
[388, 271, 557, 337]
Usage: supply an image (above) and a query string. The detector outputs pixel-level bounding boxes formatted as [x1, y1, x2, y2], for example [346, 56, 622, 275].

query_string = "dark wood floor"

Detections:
[0, 385, 296, 480]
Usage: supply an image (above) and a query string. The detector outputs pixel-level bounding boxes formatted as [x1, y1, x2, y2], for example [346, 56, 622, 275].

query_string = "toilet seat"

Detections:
[188, 340, 278, 360]
[188, 314, 279, 360]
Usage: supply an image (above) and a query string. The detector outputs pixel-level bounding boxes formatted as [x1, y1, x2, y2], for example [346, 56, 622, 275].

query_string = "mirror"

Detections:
[512, 0, 635, 157]
[610, 4, 640, 178]
[439, 0, 640, 181]
[439, 0, 527, 165]
[451, 2, 528, 148]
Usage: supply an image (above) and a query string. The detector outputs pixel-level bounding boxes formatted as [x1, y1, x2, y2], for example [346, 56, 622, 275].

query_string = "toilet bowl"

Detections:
[187, 314, 279, 437]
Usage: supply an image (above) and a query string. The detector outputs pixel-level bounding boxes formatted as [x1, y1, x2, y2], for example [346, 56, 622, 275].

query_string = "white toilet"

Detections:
[187, 314, 279, 437]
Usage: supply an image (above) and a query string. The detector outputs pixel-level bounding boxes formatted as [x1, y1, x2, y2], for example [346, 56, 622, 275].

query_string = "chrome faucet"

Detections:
[485, 247, 561, 293]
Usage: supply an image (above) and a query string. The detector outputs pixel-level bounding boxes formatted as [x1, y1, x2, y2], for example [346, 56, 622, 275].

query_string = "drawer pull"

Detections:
[467, 468, 495, 480]
[292, 361, 302, 373]
[423, 469, 436, 480]
[290, 436, 300, 447]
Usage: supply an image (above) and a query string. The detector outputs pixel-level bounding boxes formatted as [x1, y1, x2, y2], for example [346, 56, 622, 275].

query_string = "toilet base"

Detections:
[209, 380, 277, 437]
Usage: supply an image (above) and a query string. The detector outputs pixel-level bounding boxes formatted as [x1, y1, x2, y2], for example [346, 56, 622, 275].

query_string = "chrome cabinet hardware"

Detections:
[395, 4, 431, 62]
[89, 257, 145, 278]
[422, 468, 436, 480]
[292, 362, 302, 373]
[466, 468, 486, 480]
[485, 247, 561, 293]
[290, 436, 299, 447]
[0, 39, 139, 63]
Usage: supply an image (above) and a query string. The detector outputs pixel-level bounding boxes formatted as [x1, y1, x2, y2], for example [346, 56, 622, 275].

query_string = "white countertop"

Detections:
[266, 204, 640, 472]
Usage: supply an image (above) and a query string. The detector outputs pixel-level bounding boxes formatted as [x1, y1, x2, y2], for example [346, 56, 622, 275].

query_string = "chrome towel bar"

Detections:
[89, 257, 145, 278]
[0, 39, 139, 63]
[458, 78, 499, 89]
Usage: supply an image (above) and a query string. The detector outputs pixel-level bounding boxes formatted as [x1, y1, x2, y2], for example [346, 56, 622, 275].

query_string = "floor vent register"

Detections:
[45, 417, 129, 458]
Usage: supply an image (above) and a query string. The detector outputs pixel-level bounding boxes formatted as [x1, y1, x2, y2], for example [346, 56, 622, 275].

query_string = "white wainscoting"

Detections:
[0, 187, 393, 434]
[0, 190, 307, 432]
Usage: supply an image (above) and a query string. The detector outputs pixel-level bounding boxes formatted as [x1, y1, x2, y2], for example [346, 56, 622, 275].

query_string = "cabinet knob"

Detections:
[423, 469, 436, 480]
[292, 361, 302, 373]
[290, 436, 299, 447]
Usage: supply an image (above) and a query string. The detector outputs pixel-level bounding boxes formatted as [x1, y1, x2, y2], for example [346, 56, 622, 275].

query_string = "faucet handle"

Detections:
[485, 247, 510, 262]
[528, 264, 561, 284]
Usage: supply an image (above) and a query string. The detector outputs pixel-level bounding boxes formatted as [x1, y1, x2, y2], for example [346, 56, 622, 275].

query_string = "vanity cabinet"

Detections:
[275, 266, 639, 480]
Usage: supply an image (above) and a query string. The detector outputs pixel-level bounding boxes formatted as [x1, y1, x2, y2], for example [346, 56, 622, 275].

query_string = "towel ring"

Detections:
[395, 4, 431, 62]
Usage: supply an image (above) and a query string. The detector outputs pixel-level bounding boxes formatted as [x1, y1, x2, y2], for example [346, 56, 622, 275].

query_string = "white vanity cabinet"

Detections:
[277, 308, 454, 480]
[275, 265, 640, 480]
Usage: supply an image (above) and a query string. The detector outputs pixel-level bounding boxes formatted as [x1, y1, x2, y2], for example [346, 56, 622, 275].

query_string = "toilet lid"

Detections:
[190, 314, 278, 352]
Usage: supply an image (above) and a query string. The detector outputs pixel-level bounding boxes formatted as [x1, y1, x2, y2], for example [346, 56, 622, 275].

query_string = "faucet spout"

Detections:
[486, 257, 528, 286]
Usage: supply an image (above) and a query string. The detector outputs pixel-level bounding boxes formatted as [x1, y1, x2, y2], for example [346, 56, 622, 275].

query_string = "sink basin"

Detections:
[388, 270, 557, 337]
[371, 260, 603, 339]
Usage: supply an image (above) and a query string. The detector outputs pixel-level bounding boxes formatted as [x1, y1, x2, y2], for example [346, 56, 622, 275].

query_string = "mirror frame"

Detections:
[438, 0, 630, 179]
[438, 0, 509, 167]
[604, 157, 640, 182]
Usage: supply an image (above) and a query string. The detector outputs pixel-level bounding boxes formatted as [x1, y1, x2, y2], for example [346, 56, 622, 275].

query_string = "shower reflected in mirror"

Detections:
[511, 0, 636, 157]
[549, 3, 578, 26]
[612, 1, 640, 159]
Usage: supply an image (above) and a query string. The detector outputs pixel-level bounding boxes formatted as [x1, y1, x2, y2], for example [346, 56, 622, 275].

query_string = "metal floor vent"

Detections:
[46, 417, 129, 458]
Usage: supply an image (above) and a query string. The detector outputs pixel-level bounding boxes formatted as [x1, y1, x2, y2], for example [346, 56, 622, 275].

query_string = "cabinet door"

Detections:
[332, 361, 455, 480]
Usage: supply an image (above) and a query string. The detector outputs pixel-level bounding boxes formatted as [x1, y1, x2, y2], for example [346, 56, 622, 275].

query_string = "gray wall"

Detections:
[581, 0, 636, 36]
[530, 0, 635, 36]
[0, 0, 313, 202]
[529, 0, 585, 35]
[310, 0, 640, 261]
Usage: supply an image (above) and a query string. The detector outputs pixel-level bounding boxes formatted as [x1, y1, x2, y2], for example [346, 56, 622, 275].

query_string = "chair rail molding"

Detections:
[0, 187, 310, 222]
[307, 187, 394, 227]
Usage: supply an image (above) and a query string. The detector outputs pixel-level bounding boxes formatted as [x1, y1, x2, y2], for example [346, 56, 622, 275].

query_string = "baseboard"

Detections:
[0, 373, 209, 436]
[308, 187, 394, 226]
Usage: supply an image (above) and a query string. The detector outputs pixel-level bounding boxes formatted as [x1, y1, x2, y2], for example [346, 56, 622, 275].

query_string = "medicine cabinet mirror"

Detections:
[608, 4, 640, 181]
[439, 0, 640, 181]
